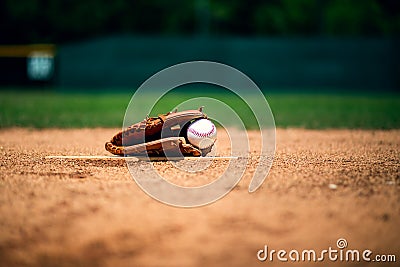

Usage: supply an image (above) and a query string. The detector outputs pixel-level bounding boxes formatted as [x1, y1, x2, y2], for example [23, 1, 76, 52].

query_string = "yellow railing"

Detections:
[0, 44, 56, 57]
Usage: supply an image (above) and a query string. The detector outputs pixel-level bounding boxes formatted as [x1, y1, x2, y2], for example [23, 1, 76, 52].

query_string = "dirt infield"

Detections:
[0, 128, 399, 267]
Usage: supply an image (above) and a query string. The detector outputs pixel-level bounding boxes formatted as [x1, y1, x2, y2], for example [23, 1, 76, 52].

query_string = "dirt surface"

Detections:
[0, 128, 399, 267]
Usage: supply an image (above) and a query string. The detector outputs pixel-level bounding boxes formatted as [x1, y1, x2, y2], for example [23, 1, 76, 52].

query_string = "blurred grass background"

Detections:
[1, 1, 399, 130]
[1, 90, 398, 129]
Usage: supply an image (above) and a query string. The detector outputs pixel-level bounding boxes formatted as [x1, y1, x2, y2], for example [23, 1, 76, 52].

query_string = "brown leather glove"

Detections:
[105, 108, 212, 156]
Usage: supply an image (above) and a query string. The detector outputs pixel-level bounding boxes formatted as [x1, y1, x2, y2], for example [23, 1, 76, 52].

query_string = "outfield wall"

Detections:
[56, 36, 399, 90]
[0, 44, 56, 87]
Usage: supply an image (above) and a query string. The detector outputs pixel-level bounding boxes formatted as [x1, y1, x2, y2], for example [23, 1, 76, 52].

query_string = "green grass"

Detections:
[0, 90, 399, 129]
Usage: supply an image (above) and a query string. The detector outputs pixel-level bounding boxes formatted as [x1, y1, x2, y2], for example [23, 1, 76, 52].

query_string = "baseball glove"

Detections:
[105, 108, 213, 157]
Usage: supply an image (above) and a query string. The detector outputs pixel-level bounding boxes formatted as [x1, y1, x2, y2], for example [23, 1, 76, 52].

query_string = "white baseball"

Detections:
[187, 119, 217, 149]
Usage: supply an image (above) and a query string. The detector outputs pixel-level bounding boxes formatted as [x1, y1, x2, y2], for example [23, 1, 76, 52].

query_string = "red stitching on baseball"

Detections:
[188, 123, 215, 138]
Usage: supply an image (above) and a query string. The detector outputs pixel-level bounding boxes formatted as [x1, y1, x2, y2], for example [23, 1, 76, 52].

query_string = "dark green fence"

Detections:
[55, 36, 399, 90]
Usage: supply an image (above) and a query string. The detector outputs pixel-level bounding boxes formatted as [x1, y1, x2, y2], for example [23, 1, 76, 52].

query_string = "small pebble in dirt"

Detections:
[328, 183, 338, 190]
[381, 213, 390, 221]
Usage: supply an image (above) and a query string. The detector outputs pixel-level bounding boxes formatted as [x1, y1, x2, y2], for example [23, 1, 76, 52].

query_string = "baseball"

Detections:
[187, 119, 217, 149]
